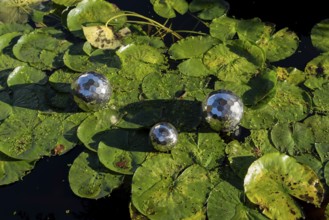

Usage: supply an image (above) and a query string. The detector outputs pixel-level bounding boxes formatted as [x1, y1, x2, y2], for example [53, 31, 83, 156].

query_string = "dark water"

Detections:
[0, 0, 327, 219]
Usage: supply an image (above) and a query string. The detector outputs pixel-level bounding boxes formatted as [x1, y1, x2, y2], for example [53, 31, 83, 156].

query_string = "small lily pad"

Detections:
[7, 65, 48, 86]
[68, 151, 124, 199]
[236, 18, 266, 43]
[312, 83, 329, 113]
[98, 129, 153, 175]
[150, 0, 188, 18]
[0, 32, 21, 52]
[189, 0, 229, 20]
[207, 181, 267, 220]
[209, 15, 237, 41]
[305, 52, 329, 76]
[132, 154, 211, 219]
[52, 0, 82, 6]
[244, 153, 324, 219]
[77, 108, 121, 152]
[303, 115, 329, 144]
[311, 19, 329, 52]
[271, 122, 314, 155]
[0, 152, 35, 186]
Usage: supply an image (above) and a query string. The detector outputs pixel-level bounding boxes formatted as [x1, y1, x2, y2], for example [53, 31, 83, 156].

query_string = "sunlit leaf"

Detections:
[236, 18, 266, 43]
[52, 0, 82, 6]
[49, 69, 80, 93]
[312, 83, 329, 112]
[178, 58, 213, 77]
[303, 115, 329, 144]
[209, 15, 237, 41]
[0, 23, 32, 35]
[305, 52, 329, 76]
[244, 153, 324, 219]
[132, 154, 211, 219]
[68, 151, 124, 199]
[7, 65, 48, 86]
[67, 0, 126, 38]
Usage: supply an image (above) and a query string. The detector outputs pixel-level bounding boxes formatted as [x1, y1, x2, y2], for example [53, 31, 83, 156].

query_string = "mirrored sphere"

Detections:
[71, 72, 111, 111]
[149, 122, 178, 152]
[203, 90, 244, 132]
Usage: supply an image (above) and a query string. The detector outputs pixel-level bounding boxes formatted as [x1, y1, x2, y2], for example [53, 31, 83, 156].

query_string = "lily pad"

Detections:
[202, 40, 265, 83]
[67, 0, 126, 38]
[315, 143, 329, 164]
[12, 31, 72, 70]
[312, 83, 329, 112]
[98, 129, 153, 175]
[77, 109, 120, 152]
[0, 152, 35, 186]
[132, 154, 211, 220]
[236, 18, 266, 43]
[169, 35, 218, 60]
[52, 0, 82, 6]
[305, 52, 329, 76]
[63, 42, 121, 73]
[189, 0, 229, 20]
[171, 132, 226, 170]
[303, 114, 329, 144]
[244, 153, 324, 219]
[311, 19, 329, 52]
[271, 122, 314, 155]
[209, 15, 237, 41]
[49, 69, 80, 93]
[0, 91, 12, 121]
[0, 23, 32, 35]
[0, 32, 22, 52]
[150, 0, 188, 18]
[0, 54, 25, 71]
[142, 72, 183, 99]
[178, 58, 213, 77]
[7, 65, 48, 86]
[207, 181, 267, 220]
[68, 151, 124, 199]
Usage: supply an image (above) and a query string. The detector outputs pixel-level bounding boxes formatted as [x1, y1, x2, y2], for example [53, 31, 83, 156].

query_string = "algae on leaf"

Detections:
[244, 153, 324, 219]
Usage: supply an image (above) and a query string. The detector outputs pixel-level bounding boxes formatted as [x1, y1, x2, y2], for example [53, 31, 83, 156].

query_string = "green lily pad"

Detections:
[142, 72, 183, 99]
[117, 44, 166, 81]
[0, 54, 25, 71]
[262, 28, 299, 62]
[311, 19, 329, 52]
[271, 122, 314, 155]
[209, 15, 237, 41]
[304, 76, 328, 90]
[189, 0, 229, 20]
[169, 35, 218, 60]
[7, 65, 48, 86]
[277, 67, 306, 85]
[312, 83, 329, 112]
[12, 31, 71, 70]
[250, 129, 278, 155]
[171, 132, 226, 170]
[181, 75, 211, 101]
[67, 0, 126, 38]
[117, 100, 202, 131]
[305, 52, 329, 76]
[0, 23, 32, 35]
[150, 0, 188, 18]
[236, 18, 266, 43]
[132, 154, 211, 219]
[324, 161, 329, 187]
[98, 129, 153, 175]
[63, 42, 121, 73]
[244, 152, 324, 219]
[303, 115, 329, 144]
[241, 82, 311, 129]
[0, 152, 35, 186]
[203, 40, 265, 83]
[207, 181, 267, 220]
[178, 58, 213, 77]
[11, 84, 49, 110]
[77, 108, 121, 151]
[294, 154, 323, 179]
[0, 91, 12, 121]
[68, 151, 124, 199]
[52, 0, 82, 6]
[315, 143, 329, 164]
[0, 32, 21, 52]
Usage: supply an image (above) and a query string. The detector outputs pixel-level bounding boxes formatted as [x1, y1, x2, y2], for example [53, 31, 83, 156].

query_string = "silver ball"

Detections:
[203, 90, 244, 132]
[149, 122, 178, 152]
[71, 72, 111, 111]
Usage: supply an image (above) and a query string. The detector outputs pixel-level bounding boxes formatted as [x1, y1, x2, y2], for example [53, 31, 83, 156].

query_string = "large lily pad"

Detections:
[0, 23, 32, 35]
[207, 181, 267, 220]
[168, 35, 218, 60]
[0, 54, 25, 71]
[12, 31, 71, 70]
[236, 18, 266, 43]
[49, 69, 80, 93]
[68, 151, 124, 199]
[67, 0, 126, 38]
[311, 19, 329, 52]
[171, 132, 226, 170]
[7, 65, 48, 86]
[305, 52, 329, 75]
[150, 0, 188, 18]
[271, 122, 314, 155]
[0, 32, 21, 52]
[132, 154, 211, 220]
[98, 129, 153, 175]
[312, 83, 329, 112]
[303, 114, 329, 144]
[177, 58, 213, 77]
[209, 15, 237, 41]
[244, 153, 324, 219]
[189, 0, 229, 20]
